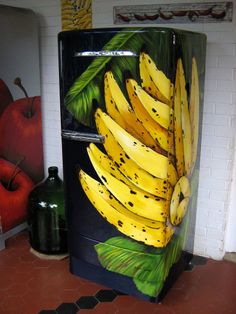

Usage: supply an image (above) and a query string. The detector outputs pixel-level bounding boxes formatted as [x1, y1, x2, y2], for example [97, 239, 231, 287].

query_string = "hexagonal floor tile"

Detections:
[56, 302, 79, 314]
[95, 289, 117, 302]
[76, 296, 98, 309]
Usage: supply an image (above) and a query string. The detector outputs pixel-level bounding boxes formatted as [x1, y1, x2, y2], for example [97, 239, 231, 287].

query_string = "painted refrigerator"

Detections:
[58, 27, 206, 301]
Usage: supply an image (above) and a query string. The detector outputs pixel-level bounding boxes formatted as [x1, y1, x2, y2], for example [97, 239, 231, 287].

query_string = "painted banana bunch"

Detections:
[79, 52, 200, 248]
[61, 0, 92, 30]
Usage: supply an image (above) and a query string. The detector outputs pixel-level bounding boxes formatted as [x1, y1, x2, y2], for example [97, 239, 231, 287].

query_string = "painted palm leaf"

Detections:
[95, 235, 183, 297]
[64, 27, 172, 127]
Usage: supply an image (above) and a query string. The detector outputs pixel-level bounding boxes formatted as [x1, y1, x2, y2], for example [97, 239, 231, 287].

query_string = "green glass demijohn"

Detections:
[28, 166, 68, 254]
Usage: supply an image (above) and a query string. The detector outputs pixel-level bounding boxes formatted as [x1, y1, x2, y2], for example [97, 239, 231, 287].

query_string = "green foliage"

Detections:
[95, 234, 183, 297]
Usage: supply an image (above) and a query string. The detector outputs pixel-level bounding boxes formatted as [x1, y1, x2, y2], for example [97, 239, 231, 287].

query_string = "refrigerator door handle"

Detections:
[74, 50, 137, 57]
[61, 130, 104, 143]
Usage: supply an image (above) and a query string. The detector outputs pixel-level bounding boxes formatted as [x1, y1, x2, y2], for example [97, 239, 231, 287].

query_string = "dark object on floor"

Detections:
[28, 166, 67, 255]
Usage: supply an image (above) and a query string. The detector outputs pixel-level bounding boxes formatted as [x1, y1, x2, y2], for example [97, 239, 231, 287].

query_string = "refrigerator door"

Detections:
[58, 27, 206, 302]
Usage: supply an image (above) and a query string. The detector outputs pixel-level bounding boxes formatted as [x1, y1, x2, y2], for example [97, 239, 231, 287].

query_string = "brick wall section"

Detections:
[200, 20, 236, 259]
[0, 0, 235, 260]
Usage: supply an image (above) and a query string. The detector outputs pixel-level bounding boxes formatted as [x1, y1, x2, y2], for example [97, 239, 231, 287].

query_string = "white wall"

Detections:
[0, 0, 235, 260]
[225, 138, 236, 252]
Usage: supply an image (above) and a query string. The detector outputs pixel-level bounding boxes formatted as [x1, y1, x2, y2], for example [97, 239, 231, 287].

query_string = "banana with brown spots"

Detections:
[79, 169, 174, 248]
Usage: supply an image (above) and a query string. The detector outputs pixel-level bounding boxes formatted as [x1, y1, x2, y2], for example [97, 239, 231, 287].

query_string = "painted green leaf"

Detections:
[95, 234, 183, 297]
[64, 27, 173, 127]
[133, 236, 183, 297]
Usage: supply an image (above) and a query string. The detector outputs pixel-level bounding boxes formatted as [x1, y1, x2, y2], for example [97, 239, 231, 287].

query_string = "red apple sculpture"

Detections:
[0, 79, 13, 116]
[0, 78, 44, 183]
[0, 158, 34, 232]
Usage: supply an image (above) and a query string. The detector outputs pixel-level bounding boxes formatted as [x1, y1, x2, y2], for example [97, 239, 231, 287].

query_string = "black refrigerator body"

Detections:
[58, 27, 206, 302]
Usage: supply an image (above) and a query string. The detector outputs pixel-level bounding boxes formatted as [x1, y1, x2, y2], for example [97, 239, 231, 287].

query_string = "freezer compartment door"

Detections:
[58, 27, 175, 132]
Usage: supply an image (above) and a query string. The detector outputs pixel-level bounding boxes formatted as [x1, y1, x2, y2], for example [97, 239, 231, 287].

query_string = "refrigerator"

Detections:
[58, 27, 206, 302]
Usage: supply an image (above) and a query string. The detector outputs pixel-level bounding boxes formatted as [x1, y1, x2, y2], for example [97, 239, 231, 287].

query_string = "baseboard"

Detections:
[0, 222, 28, 251]
[224, 252, 236, 263]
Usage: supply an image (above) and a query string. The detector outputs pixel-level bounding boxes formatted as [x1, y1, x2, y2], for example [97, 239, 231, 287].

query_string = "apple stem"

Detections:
[7, 170, 22, 191]
[7, 156, 25, 191]
[14, 77, 28, 98]
[14, 77, 35, 118]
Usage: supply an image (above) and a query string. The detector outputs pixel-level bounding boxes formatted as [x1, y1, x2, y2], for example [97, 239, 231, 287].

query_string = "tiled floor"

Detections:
[1, 232, 236, 314]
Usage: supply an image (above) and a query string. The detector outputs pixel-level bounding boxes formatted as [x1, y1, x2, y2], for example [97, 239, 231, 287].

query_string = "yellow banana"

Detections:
[166, 82, 175, 158]
[167, 160, 178, 187]
[104, 71, 159, 152]
[79, 169, 174, 247]
[104, 74, 127, 129]
[89, 143, 141, 190]
[139, 52, 171, 105]
[169, 182, 181, 225]
[96, 108, 178, 186]
[95, 112, 172, 199]
[178, 175, 191, 197]
[74, 13, 92, 25]
[80, 19, 92, 29]
[62, 21, 73, 30]
[62, 14, 74, 21]
[79, 169, 164, 228]
[174, 64, 185, 177]
[96, 108, 171, 180]
[61, 9, 74, 15]
[178, 59, 192, 177]
[89, 143, 174, 199]
[87, 145, 168, 222]
[126, 78, 171, 130]
[139, 52, 162, 100]
[61, 0, 70, 4]
[169, 83, 174, 109]
[83, 0, 92, 10]
[126, 78, 169, 153]
[189, 57, 200, 174]
[74, 9, 91, 19]
[170, 176, 190, 226]
[174, 198, 189, 226]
